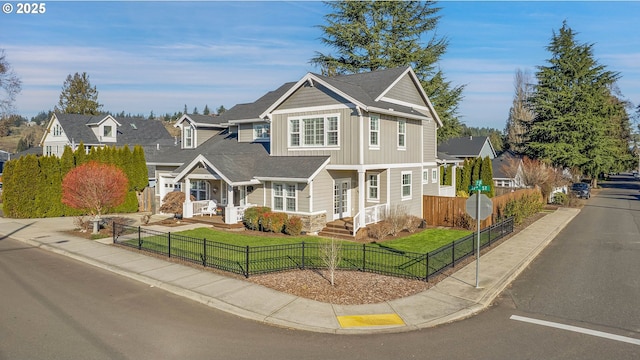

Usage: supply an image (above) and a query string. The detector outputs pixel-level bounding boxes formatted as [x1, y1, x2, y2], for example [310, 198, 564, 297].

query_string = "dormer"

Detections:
[87, 115, 120, 143]
[227, 117, 270, 143]
[175, 114, 228, 149]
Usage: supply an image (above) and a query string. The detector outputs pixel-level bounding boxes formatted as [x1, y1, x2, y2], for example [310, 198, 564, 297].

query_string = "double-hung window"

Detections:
[423, 170, 429, 184]
[289, 114, 340, 148]
[401, 171, 412, 199]
[398, 119, 406, 148]
[53, 124, 63, 137]
[183, 126, 193, 148]
[273, 183, 297, 211]
[103, 125, 113, 137]
[369, 115, 379, 148]
[367, 173, 379, 201]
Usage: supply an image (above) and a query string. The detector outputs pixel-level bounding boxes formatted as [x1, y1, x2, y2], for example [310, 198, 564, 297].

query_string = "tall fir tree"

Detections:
[480, 156, 495, 197]
[55, 72, 102, 115]
[504, 69, 535, 153]
[525, 22, 630, 187]
[311, 0, 464, 142]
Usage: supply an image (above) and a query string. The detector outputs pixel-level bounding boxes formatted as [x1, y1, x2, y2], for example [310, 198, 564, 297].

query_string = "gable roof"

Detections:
[438, 136, 496, 159]
[47, 113, 174, 148]
[214, 82, 295, 124]
[165, 131, 329, 185]
[259, 66, 441, 125]
[175, 113, 227, 128]
[492, 150, 523, 179]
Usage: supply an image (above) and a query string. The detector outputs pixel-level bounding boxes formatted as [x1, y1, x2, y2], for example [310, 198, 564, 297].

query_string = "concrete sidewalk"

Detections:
[0, 207, 579, 334]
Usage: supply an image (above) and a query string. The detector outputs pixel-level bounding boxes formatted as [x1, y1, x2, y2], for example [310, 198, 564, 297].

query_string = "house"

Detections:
[0, 149, 10, 175]
[148, 66, 445, 235]
[40, 112, 175, 160]
[492, 150, 525, 189]
[438, 136, 497, 160]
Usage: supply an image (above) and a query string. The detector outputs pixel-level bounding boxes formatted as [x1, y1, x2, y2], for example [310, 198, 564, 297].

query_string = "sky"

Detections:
[2, 1, 639, 131]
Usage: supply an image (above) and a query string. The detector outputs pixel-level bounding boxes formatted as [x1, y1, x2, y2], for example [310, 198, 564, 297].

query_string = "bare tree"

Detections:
[0, 49, 22, 116]
[320, 238, 342, 286]
[505, 69, 535, 153]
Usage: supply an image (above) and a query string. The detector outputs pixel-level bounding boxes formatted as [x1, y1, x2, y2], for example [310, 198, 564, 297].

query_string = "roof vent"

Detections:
[130, 123, 137, 130]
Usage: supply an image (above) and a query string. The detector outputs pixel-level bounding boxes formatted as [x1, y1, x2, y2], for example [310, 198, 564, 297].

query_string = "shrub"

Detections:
[456, 190, 470, 198]
[262, 211, 288, 233]
[159, 191, 195, 215]
[453, 212, 474, 230]
[386, 205, 409, 236]
[284, 216, 303, 236]
[367, 221, 392, 241]
[243, 206, 271, 230]
[551, 192, 567, 205]
[404, 215, 424, 233]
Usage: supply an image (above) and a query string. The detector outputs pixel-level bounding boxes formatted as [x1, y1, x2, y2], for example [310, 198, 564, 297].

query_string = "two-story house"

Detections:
[148, 66, 444, 235]
[40, 112, 175, 161]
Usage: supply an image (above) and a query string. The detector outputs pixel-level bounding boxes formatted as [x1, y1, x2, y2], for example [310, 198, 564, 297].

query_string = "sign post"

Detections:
[466, 180, 492, 288]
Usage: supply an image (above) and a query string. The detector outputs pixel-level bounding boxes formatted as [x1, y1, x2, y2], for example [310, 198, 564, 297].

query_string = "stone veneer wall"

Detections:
[300, 213, 327, 234]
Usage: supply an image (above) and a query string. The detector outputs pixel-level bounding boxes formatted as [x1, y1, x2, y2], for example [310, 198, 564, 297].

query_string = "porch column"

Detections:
[224, 184, 236, 224]
[451, 164, 457, 196]
[358, 169, 365, 229]
[183, 178, 193, 218]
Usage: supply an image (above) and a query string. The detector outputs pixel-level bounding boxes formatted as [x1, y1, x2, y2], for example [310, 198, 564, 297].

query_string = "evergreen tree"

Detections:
[480, 156, 495, 197]
[74, 142, 88, 166]
[55, 72, 102, 115]
[60, 146, 75, 176]
[504, 69, 535, 153]
[311, 0, 464, 142]
[35, 156, 63, 217]
[525, 22, 629, 187]
[203, 105, 210, 115]
[216, 105, 226, 115]
[1, 159, 17, 216]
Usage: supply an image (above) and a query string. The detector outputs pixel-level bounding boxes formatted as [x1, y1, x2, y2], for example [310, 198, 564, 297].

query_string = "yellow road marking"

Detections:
[337, 313, 405, 328]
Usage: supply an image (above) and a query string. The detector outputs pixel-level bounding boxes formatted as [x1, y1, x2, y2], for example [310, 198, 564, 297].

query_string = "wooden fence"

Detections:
[423, 188, 542, 228]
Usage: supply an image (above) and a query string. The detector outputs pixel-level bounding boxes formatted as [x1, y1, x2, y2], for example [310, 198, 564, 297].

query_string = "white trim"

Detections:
[367, 172, 380, 201]
[272, 182, 298, 212]
[401, 171, 412, 200]
[379, 96, 430, 112]
[369, 114, 380, 149]
[367, 106, 431, 122]
[397, 119, 407, 149]
[287, 113, 341, 149]
[326, 162, 424, 171]
[271, 103, 352, 115]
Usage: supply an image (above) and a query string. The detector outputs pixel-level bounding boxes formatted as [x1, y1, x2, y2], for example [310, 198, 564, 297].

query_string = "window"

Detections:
[190, 180, 208, 201]
[402, 172, 412, 199]
[289, 114, 340, 148]
[45, 145, 53, 156]
[369, 115, 379, 147]
[253, 123, 270, 140]
[183, 126, 193, 148]
[367, 173, 379, 201]
[423, 170, 429, 184]
[273, 183, 297, 211]
[103, 125, 112, 137]
[432, 168, 438, 183]
[53, 124, 63, 136]
[398, 119, 406, 148]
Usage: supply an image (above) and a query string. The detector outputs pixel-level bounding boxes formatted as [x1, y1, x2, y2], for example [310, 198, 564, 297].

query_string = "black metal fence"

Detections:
[112, 217, 514, 282]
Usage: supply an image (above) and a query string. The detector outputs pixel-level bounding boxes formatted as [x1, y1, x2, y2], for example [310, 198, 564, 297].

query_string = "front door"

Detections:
[333, 179, 351, 220]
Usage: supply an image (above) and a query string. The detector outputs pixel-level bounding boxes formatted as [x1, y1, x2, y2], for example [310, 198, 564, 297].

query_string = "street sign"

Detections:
[465, 193, 493, 220]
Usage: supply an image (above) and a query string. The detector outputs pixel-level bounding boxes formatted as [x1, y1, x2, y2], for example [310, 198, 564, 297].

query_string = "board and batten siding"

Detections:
[363, 114, 422, 164]
[277, 83, 345, 110]
[270, 107, 360, 165]
[383, 73, 427, 107]
[196, 129, 222, 147]
[237, 123, 255, 143]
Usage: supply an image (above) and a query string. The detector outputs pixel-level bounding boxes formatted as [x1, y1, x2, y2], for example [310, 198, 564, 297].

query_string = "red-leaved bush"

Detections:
[62, 161, 129, 218]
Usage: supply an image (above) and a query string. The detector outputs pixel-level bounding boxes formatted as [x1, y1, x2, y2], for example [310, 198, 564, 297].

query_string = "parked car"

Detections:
[571, 182, 591, 199]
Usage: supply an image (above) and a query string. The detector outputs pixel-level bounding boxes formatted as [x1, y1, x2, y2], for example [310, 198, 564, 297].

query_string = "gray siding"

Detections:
[384, 73, 427, 108]
[422, 119, 437, 162]
[422, 167, 440, 196]
[388, 167, 423, 218]
[270, 107, 360, 165]
[246, 184, 264, 206]
[196, 129, 222, 147]
[237, 123, 253, 143]
[278, 83, 345, 110]
[362, 113, 422, 164]
[311, 169, 333, 215]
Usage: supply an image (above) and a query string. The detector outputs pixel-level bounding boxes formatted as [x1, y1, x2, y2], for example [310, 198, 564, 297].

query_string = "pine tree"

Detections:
[55, 72, 102, 115]
[311, 0, 464, 142]
[525, 22, 629, 187]
[203, 105, 210, 115]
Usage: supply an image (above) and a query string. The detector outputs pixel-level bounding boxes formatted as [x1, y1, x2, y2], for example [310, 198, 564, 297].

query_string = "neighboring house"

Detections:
[0, 149, 11, 176]
[148, 66, 444, 235]
[438, 136, 497, 161]
[40, 112, 175, 160]
[436, 151, 462, 197]
[492, 150, 525, 189]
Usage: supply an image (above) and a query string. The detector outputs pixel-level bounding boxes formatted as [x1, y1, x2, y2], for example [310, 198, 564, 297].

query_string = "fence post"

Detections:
[451, 241, 455, 268]
[168, 232, 171, 258]
[362, 243, 366, 272]
[488, 224, 492, 246]
[202, 238, 207, 267]
[245, 245, 249, 278]
[112, 221, 116, 244]
[425, 253, 430, 282]
[301, 242, 305, 270]
[137, 226, 142, 250]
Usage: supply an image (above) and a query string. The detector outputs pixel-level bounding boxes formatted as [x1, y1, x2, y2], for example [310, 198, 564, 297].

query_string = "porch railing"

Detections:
[353, 203, 389, 236]
[191, 200, 210, 216]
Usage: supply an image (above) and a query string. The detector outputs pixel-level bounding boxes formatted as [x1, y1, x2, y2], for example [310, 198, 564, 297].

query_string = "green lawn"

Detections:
[172, 227, 472, 254]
